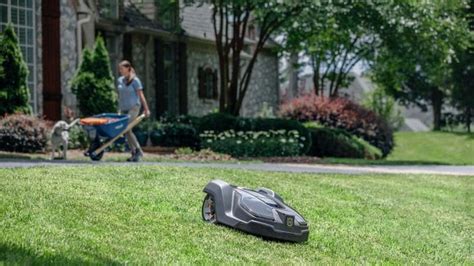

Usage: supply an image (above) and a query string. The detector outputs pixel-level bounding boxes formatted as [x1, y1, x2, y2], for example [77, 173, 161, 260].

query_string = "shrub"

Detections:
[150, 123, 200, 149]
[68, 124, 90, 149]
[158, 113, 200, 126]
[197, 113, 237, 133]
[0, 24, 31, 116]
[306, 124, 382, 159]
[133, 120, 152, 146]
[200, 129, 305, 157]
[71, 37, 117, 116]
[280, 94, 394, 157]
[362, 87, 404, 130]
[197, 113, 312, 154]
[0, 114, 51, 153]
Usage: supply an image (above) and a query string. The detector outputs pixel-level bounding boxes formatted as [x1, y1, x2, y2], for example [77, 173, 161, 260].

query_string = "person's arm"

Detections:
[137, 89, 150, 117]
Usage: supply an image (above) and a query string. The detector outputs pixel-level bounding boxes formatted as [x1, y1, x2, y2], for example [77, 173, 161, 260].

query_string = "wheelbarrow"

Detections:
[80, 113, 145, 161]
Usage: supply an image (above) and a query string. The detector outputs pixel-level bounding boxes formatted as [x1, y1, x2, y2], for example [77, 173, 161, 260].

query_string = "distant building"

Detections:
[0, 0, 279, 120]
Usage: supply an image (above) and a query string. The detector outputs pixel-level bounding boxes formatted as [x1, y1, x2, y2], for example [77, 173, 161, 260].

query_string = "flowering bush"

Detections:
[280, 94, 394, 157]
[0, 114, 51, 153]
[200, 129, 305, 157]
[197, 113, 312, 154]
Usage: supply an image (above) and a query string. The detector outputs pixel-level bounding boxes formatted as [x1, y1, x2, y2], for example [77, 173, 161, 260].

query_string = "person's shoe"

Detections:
[132, 149, 143, 162]
[126, 149, 136, 162]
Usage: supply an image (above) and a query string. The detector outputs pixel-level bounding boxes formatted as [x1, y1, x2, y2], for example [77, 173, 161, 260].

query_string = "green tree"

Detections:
[449, 3, 473, 133]
[363, 86, 404, 130]
[282, 2, 384, 97]
[190, 0, 310, 116]
[450, 48, 474, 132]
[0, 24, 31, 115]
[71, 36, 118, 116]
[371, 0, 470, 131]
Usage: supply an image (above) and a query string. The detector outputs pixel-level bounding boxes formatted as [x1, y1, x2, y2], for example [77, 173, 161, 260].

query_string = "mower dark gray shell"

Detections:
[202, 180, 309, 243]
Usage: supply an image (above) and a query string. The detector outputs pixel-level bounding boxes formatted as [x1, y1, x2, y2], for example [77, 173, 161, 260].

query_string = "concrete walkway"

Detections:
[1, 160, 473, 176]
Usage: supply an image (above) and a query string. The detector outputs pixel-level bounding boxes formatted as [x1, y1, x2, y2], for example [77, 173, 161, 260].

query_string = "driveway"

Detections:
[1, 160, 473, 176]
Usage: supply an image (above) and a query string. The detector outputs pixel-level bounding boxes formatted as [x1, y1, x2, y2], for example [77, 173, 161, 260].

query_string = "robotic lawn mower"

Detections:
[202, 180, 309, 243]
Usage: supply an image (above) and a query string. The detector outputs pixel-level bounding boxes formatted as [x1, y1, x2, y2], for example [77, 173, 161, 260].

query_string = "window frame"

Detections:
[198, 66, 218, 100]
[0, 0, 37, 113]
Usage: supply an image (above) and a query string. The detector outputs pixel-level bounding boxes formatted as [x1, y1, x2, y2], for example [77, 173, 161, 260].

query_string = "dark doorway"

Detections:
[155, 39, 187, 117]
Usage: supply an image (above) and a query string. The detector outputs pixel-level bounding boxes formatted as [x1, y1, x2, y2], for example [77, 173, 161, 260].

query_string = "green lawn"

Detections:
[324, 131, 474, 165]
[1, 166, 472, 264]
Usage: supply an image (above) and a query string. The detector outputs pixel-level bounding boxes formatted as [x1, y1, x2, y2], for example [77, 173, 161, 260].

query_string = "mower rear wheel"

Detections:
[202, 194, 217, 224]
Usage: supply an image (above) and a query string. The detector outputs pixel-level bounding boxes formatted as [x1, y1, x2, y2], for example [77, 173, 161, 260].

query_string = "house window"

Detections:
[0, 0, 37, 113]
[198, 66, 217, 100]
[99, 0, 119, 20]
[247, 25, 256, 40]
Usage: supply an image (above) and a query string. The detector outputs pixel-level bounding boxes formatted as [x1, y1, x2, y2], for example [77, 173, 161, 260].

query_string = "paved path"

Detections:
[1, 160, 473, 176]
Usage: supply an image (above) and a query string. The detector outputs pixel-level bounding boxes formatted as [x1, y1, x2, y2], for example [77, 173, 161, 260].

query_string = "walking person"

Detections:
[117, 60, 150, 162]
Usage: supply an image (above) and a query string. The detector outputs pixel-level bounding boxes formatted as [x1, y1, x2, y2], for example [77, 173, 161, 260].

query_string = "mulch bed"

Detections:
[242, 156, 322, 164]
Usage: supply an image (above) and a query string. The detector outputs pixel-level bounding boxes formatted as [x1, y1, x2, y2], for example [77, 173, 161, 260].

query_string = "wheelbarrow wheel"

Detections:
[90, 151, 104, 161]
[88, 140, 105, 161]
[202, 194, 217, 224]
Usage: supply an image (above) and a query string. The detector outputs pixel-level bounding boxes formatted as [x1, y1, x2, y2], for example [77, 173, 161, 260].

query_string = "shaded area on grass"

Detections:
[0, 243, 121, 266]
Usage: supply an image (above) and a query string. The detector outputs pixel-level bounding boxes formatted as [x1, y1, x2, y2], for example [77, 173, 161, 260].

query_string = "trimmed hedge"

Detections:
[307, 125, 382, 159]
[150, 123, 200, 149]
[280, 95, 394, 157]
[0, 114, 51, 153]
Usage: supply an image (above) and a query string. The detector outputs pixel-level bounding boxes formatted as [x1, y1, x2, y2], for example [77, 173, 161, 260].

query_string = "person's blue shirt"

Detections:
[117, 76, 143, 111]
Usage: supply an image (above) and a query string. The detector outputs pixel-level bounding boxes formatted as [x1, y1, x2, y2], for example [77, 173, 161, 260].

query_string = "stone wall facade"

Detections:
[241, 50, 280, 117]
[186, 41, 280, 117]
[131, 34, 157, 117]
[186, 42, 220, 116]
[60, 0, 78, 117]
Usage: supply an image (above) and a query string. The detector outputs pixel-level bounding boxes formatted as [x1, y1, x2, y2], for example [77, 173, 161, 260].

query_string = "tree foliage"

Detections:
[71, 36, 118, 117]
[281, 1, 471, 131]
[370, 0, 471, 130]
[0, 24, 31, 115]
[283, 1, 385, 97]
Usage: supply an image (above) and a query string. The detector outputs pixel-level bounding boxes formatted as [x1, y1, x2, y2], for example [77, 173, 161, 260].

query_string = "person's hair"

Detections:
[119, 60, 132, 69]
[119, 60, 136, 85]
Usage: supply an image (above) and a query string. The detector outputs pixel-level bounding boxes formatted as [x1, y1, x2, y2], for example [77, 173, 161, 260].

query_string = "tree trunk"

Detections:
[466, 107, 472, 133]
[288, 52, 299, 99]
[431, 88, 443, 131]
[312, 57, 320, 96]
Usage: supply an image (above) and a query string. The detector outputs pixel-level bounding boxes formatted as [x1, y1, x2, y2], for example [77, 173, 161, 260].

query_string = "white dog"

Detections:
[50, 119, 79, 160]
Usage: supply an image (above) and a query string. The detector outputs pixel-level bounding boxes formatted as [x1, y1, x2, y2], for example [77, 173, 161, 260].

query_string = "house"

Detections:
[0, 0, 280, 121]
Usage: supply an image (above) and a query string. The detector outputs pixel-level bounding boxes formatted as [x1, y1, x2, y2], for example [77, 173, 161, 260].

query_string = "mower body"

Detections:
[202, 180, 309, 243]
